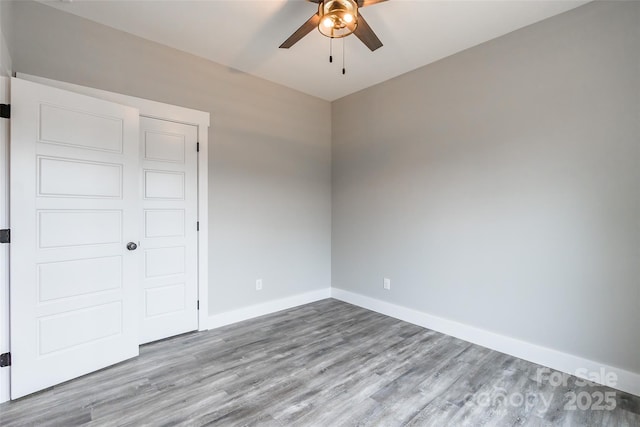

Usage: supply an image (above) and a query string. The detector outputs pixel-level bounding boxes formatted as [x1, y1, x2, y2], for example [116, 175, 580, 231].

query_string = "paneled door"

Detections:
[139, 117, 198, 344]
[9, 78, 140, 399]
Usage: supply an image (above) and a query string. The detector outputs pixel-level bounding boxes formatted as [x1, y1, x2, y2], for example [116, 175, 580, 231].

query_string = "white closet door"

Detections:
[139, 117, 198, 344]
[9, 78, 140, 399]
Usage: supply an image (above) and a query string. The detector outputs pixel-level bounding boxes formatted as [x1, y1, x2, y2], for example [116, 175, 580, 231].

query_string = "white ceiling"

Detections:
[40, 0, 589, 101]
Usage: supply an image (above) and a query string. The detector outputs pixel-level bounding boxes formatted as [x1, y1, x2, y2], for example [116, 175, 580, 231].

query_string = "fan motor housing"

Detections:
[318, 0, 358, 38]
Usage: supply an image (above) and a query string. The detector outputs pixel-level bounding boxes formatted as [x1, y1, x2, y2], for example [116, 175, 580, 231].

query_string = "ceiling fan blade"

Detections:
[280, 13, 321, 49]
[358, 0, 388, 7]
[353, 14, 383, 51]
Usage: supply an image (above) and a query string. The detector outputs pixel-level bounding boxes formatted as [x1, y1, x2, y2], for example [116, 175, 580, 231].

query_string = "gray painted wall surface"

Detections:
[0, 1, 11, 77]
[332, 1, 640, 374]
[8, 1, 332, 315]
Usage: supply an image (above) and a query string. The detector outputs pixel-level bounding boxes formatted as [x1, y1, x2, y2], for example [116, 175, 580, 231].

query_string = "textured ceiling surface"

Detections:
[40, 0, 589, 100]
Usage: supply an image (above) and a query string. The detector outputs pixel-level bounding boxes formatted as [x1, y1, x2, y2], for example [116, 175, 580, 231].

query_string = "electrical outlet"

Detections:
[383, 277, 391, 290]
[256, 279, 263, 291]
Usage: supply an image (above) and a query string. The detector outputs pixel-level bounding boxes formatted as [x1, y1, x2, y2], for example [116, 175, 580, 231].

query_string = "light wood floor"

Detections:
[1, 299, 638, 426]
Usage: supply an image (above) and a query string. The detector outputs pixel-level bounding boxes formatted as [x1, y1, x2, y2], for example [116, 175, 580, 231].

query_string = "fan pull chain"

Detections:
[329, 38, 333, 63]
[342, 38, 346, 75]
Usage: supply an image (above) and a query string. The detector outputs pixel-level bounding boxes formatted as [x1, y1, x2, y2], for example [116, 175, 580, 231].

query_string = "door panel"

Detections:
[144, 131, 185, 162]
[37, 256, 123, 301]
[145, 246, 185, 278]
[38, 302, 123, 355]
[38, 157, 122, 197]
[144, 170, 185, 199]
[139, 117, 198, 344]
[38, 210, 122, 248]
[9, 78, 140, 399]
[39, 103, 124, 152]
[145, 284, 186, 317]
[144, 209, 185, 237]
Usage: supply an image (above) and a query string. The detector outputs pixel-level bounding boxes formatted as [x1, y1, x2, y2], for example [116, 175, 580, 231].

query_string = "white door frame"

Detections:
[0, 73, 210, 402]
[0, 75, 10, 403]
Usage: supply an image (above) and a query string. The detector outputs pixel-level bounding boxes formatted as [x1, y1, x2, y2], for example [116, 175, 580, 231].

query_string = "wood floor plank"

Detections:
[0, 299, 638, 426]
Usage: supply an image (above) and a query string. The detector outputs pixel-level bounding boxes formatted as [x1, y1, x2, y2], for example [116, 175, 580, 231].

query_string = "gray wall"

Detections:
[8, 0, 332, 315]
[332, 1, 640, 374]
[0, 0, 11, 76]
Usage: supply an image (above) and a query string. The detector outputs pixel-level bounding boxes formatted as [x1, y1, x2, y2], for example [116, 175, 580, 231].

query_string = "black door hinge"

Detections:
[0, 229, 9, 244]
[196, 221, 199, 231]
[0, 352, 10, 367]
[197, 300, 200, 310]
[196, 142, 200, 152]
[0, 104, 9, 119]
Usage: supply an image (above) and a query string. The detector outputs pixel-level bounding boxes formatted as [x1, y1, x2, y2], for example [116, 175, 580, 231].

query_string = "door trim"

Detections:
[0, 75, 9, 404]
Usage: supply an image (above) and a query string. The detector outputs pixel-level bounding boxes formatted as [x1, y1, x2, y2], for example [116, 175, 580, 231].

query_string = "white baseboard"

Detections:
[206, 288, 332, 330]
[331, 288, 640, 397]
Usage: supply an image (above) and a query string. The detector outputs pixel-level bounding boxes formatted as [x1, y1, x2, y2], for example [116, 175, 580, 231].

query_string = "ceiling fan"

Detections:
[279, 0, 387, 52]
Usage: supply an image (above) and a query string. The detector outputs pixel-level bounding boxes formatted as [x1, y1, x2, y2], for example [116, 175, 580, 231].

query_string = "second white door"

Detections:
[139, 117, 199, 344]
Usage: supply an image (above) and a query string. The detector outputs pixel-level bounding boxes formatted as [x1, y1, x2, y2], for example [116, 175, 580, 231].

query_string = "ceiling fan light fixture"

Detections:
[318, 0, 358, 39]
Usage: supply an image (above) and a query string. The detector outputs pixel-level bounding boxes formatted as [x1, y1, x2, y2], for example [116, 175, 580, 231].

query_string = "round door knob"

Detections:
[126, 242, 138, 251]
